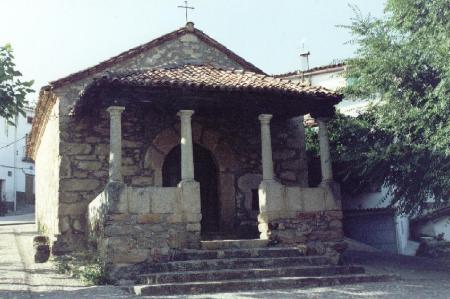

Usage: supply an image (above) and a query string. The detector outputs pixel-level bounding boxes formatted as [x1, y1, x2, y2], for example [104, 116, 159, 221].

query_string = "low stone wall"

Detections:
[417, 239, 450, 258]
[258, 181, 345, 262]
[87, 181, 201, 281]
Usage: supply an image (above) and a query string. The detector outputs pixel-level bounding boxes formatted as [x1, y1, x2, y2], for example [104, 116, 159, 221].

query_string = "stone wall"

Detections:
[35, 102, 60, 243]
[87, 181, 201, 281]
[258, 181, 345, 262]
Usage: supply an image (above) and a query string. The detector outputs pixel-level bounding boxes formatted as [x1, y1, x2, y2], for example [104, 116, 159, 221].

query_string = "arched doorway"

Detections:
[162, 144, 220, 235]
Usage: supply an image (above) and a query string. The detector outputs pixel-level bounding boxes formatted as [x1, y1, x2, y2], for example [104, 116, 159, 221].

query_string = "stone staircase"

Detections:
[132, 240, 397, 296]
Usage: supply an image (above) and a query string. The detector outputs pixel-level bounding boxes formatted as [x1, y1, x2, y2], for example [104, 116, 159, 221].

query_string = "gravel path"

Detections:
[0, 218, 449, 298]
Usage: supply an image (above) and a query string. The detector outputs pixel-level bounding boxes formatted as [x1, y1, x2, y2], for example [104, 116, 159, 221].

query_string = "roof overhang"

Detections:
[74, 65, 342, 119]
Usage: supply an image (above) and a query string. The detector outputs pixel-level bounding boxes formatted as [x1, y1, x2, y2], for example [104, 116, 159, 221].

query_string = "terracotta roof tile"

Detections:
[275, 62, 346, 78]
[78, 65, 340, 107]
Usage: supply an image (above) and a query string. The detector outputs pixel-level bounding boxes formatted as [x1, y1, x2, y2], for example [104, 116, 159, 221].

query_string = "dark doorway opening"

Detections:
[162, 144, 220, 235]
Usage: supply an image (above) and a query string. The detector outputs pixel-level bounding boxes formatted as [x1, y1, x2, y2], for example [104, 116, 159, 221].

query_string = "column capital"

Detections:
[107, 106, 125, 114]
[177, 110, 195, 119]
[258, 114, 273, 125]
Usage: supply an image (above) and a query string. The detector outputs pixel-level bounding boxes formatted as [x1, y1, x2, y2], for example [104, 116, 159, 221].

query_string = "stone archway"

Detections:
[144, 123, 238, 233]
[162, 144, 220, 234]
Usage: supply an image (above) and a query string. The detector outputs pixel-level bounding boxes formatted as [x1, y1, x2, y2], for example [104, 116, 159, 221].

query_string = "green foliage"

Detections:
[0, 44, 34, 124]
[327, 0, 450, 214]
[53, 251, 109, 285]
[306, 112, 391, 194]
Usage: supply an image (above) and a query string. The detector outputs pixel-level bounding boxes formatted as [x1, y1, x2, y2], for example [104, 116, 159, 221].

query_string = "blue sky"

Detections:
[0, 0, 386, 103]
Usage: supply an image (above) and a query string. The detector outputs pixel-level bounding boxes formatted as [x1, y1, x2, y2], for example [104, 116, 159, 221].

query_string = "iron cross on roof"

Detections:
[178, 0, 194, 23]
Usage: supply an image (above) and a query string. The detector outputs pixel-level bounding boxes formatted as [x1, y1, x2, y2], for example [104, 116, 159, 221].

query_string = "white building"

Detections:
[278, 63, 411, 254]
[0, 106, 35, 212]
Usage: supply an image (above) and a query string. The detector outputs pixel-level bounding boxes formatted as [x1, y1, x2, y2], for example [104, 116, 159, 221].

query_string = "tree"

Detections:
[0, 44, 34, 124]
[308, 0, 450, 214]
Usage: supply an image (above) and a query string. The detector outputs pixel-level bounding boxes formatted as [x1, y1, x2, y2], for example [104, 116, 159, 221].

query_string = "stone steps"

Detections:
[133, 273, 398, 296]
[132, 240, 397, 296]
[146, 255, 331, 273]
[172, 246, 307, 261]
[200, 239, 269, 250]
[138, 265, 366, 284]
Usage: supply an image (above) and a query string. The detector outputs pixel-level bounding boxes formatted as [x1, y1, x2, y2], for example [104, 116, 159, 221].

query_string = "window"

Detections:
[7, 171, 12, 177]
[27, 117, 33, 124]
[251, 189, 259, 211]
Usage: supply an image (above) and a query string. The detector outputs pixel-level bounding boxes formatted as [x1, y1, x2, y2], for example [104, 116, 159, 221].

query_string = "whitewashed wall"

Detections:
[0, 107, 35, 207]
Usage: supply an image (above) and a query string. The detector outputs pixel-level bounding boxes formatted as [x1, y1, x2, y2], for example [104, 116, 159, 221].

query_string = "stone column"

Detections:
[258, 114, 274, 181]
[107, 106, 125, 183]
[178, 110, 195, 181]
[317, 117, 334, 183]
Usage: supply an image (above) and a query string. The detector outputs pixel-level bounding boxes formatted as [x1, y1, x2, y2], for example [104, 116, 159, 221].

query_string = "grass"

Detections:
[53, 250, 109, 285]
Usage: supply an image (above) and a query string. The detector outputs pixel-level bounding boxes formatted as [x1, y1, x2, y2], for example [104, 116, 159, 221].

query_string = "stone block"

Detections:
[152, 128, 179, 154]
[74, 154, 100, 161]
[60, 192, 82, 203]
[122, 165, 139, 176]
[77, 161, 103, 171]
[59, 202, 87, 215]
[85, 136, 102, 143]
[185, 213, 202, 222]
[151, 187, 177, 213]
[112, 249, 149, 263]
[167, 213, 183, 223]
[94, 144, 109, 155]
[108, 213, 129, 222]
[286, 187, 302, 211]
[258, 180, 285, 213]
[61, 143, 92, 155]
[60, 156, 72, 178]
[137, 214, 162, 224]
[329, 219, 343, 229]
[186, 223, 201, 232]
[128, 188, 151, 214]
[72, 170, 88, 178]
[123, 140, 141, 148]
[179, 181, 200, 213]
[302, 188, 327, 212]
[280, 171, 296, 181]
[131, 176, 152, 186]
[273, 149, 296, 160]
[60, 178, 100, 192]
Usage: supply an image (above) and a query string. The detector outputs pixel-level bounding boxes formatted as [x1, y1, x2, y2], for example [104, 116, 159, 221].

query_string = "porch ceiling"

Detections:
[74, 65, 342, 119]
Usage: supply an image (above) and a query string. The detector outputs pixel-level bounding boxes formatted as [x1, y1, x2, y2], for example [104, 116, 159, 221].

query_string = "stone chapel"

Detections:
[27, 23, 359, 287]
